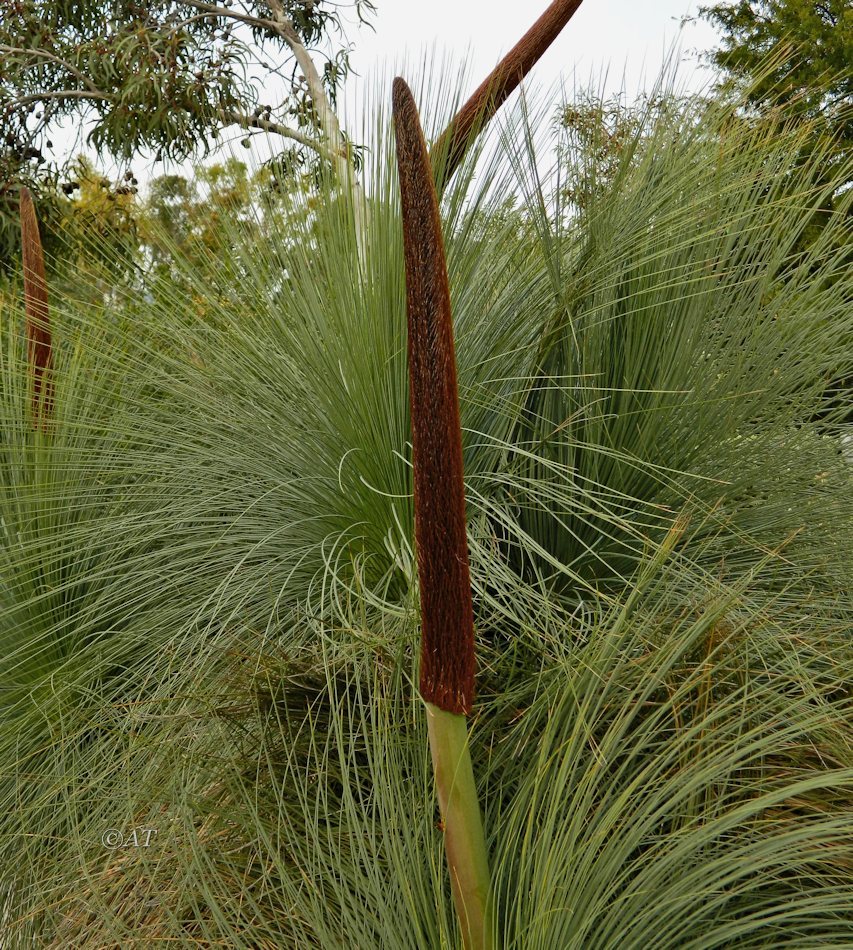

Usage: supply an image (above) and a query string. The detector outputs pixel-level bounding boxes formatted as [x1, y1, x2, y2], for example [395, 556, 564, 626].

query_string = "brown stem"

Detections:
[393, 77, 475, 716]
[431, 0, 585, 187]
[19, 187, 53, 430]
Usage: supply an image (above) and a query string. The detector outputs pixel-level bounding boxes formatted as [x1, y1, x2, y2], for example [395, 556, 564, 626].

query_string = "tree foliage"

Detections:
[0, 0, 374, 264]
[698, 0, 852, 172]
[138, 156, 314, 300]
[558, 91, 694, 212]
[0, 0, 374, 161]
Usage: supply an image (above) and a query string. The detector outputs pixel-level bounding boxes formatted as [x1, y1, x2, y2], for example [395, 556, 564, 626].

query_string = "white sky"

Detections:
[50, 0, 722, 182]
[348, 0, 718, 98]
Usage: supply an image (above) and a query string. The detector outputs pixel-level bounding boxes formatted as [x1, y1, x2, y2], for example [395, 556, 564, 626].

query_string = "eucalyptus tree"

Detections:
[0, 0, 374, 261]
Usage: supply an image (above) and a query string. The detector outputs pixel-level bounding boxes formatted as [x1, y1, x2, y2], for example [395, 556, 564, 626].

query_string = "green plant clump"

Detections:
[1, 69, 851, 947]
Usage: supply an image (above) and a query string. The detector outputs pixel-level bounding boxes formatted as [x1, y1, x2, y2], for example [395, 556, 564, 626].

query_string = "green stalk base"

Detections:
[425, 702, 495, 950]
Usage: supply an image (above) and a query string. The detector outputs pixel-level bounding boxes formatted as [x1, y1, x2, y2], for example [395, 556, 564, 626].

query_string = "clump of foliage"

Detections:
[0, 0, 374, 162]
[0, 66, 851, 947]
[0, 0, 374, 267]
[0, 156, 140, 282]
[697, 0, 852, 178]
[139, 157, 315, 289]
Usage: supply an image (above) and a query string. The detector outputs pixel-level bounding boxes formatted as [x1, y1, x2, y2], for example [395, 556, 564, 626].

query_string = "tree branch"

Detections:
[222, 109, 337, 162]
[180, 0, 280, 33]
[10, 90, 115, 108]
[181, 0, 364, 213]
[263, 0, 349, 165]
[262, 0, 367, 251]
[0, 45, 106, 95]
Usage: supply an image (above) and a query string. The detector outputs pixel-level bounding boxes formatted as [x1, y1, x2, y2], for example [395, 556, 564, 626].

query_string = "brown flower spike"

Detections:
[431, 0, 585, 186]
[19, 186, 53, 428]
[393, 77, 475, 716]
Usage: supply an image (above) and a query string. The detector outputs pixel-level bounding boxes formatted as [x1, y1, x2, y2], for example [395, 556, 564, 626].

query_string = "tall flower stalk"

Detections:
[393, 76, 493, 950]
[431, 0, 585, 188]
[391, 6, 585, 944]
[19, 186, 53, 430]
[391, 6, 586, 944]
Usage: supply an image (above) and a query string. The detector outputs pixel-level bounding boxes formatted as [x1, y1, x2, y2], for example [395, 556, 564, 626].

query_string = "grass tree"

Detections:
[18, 187, 53, 429]
[1, 30, 852, 950]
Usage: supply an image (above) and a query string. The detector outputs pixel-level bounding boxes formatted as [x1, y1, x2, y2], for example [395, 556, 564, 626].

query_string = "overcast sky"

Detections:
[52, 0, 722, 181]
[349, 0, 718, 99]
